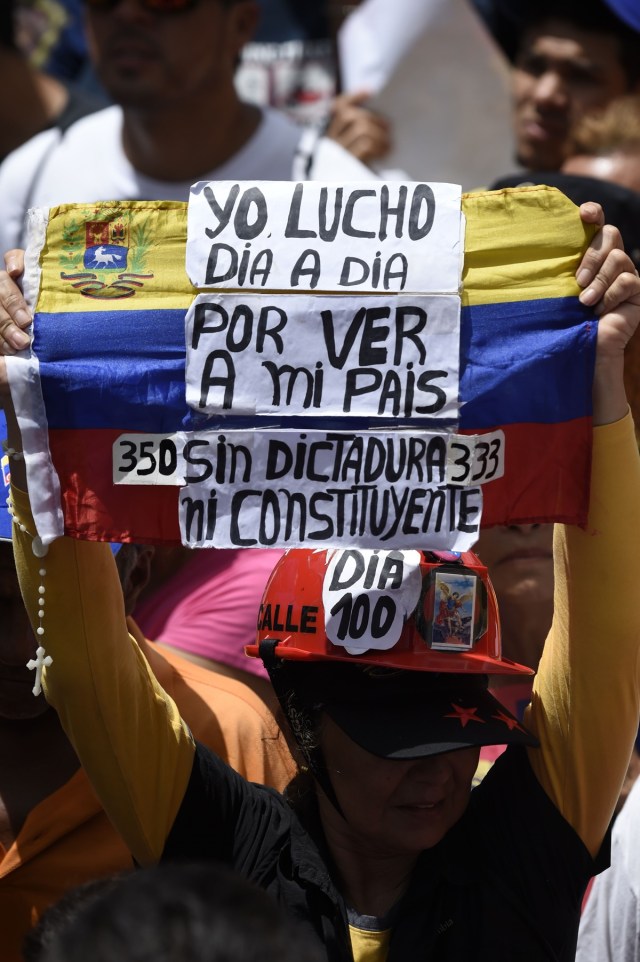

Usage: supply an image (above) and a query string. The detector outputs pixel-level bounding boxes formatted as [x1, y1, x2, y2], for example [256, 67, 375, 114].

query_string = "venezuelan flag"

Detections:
[460, 186, 596, 527]
[16, 186, 596, 546]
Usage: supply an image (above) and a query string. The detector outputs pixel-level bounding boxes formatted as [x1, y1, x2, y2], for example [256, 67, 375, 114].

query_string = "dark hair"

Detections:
[33, 862, 322, 962]
[283, 687, 322, 764]
[488, 0, 640, 85]
[567, 94, 640, 155]
[265, 659, 345, 811]
[23, 875, 126, 962]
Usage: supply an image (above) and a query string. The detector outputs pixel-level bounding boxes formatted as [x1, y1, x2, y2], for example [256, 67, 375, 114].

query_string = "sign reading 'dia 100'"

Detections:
[186, 180, 463, 294]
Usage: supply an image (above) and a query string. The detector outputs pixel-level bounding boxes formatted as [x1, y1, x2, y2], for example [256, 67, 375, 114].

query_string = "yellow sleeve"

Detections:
[525, 412, 640, 856]
[11, 486, 195, 866]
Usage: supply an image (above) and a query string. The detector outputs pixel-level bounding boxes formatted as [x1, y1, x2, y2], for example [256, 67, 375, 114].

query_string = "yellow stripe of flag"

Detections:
[38, 200, 193, 313]
[462, 185, 595, 307]
[35, 186, 593, 314]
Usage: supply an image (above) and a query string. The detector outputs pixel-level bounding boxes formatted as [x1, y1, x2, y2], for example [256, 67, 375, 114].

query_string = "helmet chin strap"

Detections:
[259, 638, 346, 819]
[303, 747, 347, 820]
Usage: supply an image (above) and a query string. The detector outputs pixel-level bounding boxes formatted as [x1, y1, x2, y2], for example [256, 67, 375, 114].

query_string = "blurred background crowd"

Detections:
[3, 1, 640, 960]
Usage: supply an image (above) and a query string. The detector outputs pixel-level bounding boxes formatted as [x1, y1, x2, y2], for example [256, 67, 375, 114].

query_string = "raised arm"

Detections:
[525, 207, 640, 856]
[0, 382, 196, 866]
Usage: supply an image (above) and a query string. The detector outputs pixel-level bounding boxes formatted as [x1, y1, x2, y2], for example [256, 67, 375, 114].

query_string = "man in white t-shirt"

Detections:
[0, 0, 371, 253]
[576, 772, 640, 962]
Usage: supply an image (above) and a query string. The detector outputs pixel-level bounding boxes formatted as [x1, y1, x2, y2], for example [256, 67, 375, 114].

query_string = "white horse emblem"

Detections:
[91, 246, 120, 268]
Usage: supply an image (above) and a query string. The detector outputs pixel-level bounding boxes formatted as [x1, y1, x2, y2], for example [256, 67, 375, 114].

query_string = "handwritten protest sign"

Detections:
[113, 428, 504, 548]
[184, 292, 460, 418]
[185, 181, 464, 548]
[8, 185, 597, 551]
[186, 181, 462, 293]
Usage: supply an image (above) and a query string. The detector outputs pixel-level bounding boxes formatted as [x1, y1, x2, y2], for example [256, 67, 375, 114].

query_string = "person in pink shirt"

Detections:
[133, 546, 283, 706]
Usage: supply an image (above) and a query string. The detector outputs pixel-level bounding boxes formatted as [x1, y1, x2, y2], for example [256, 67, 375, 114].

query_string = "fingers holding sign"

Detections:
[576, 204, 640, 424]
[577, 204, 640, 313]
[0, 249, 31, 356]
[577, 204, 640, 345]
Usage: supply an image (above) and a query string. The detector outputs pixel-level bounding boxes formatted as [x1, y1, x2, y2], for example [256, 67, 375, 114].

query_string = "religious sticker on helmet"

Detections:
[430, 571, 477, 651]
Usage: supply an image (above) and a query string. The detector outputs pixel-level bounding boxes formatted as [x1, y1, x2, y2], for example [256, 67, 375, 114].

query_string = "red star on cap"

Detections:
[444, 703, 485, 727]
[492, 710, 526, 733]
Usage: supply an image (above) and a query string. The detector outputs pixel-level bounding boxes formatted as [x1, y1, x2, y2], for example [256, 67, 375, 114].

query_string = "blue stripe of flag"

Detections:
[35, 296, 597, 432]
[35, 308, 189, 431]
[458, 296, 596, 428]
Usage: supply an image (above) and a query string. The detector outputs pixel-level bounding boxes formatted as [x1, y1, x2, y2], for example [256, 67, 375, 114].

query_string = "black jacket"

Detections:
[164, 746, 602, 961]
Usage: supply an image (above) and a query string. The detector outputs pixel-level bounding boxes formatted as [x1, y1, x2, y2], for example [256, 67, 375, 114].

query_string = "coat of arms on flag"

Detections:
[83, 218, 128, 271]
[58, 206, 156, 299]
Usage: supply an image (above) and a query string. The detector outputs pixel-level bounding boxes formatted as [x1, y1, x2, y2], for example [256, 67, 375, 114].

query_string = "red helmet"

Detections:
[247, 547, 532, 676]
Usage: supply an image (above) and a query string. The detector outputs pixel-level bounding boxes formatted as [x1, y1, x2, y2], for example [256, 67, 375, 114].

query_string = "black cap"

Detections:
[278, 661, 538, 759]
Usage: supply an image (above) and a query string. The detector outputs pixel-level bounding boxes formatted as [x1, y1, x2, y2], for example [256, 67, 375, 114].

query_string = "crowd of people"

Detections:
[2, 0, 640, 959]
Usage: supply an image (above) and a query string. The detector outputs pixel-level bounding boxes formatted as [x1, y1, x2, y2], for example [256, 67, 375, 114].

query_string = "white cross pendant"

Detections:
[26, 645, 53, 697]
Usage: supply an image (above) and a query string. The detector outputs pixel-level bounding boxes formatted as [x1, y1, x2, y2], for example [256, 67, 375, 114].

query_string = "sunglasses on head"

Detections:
[83, 0, 229, 13]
